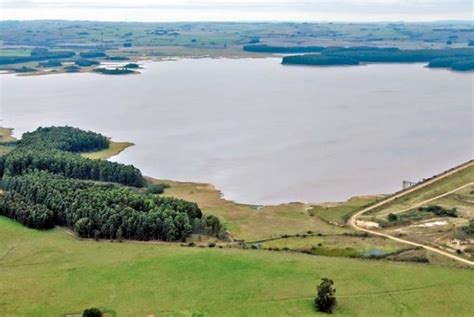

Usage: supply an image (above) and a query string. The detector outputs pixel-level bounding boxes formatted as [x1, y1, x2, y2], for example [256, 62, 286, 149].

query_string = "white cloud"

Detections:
[0, 0, 472, 21]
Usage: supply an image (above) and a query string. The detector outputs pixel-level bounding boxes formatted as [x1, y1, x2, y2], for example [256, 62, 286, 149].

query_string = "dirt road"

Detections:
[349, 161, 474, 267]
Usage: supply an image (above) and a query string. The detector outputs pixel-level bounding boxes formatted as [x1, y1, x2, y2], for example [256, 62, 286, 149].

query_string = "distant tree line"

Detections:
[75, 59, 100, 67]
[279, 47, 474, 71]
[282, 55, 359, 66]
[79, 51, 107, 58]
[38, 60, 63, 67]
[0, 49, 75, 65]
[243, 44, 324, 53]
[106, 56, 130, 61]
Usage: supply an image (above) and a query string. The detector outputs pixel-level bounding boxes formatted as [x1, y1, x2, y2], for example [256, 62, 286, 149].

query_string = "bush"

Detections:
[315, 278, 337, 313]
[147, 183, 169, 194]
[83, 307, 102, 317]
[418, 205, 457, 217]
[387, 213, 398, 222]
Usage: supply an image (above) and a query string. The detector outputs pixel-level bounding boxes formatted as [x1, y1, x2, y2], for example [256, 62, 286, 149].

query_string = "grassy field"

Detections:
[309, 196, 381, 226]
[156, 178, 352, 241]
[0, 48, 31, 56]
[81, 141, 133, 160]
[1, 216, 473, 317]
[0, 127, 16, 143]
[0, 127, 16, 156]
[261, 234, 409, 256]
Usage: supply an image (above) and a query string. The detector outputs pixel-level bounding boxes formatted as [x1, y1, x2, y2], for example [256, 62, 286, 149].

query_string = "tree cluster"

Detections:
[20, 126, 109, 153]
[1, 147, 144, 187]
[75, 59, 100, 67]
[1, 171, 224, 241]
[282, 55, 359, 66]
[0, 50, 75, 65]
[79, 51, 107, 58]
[243, 44, 324, 53]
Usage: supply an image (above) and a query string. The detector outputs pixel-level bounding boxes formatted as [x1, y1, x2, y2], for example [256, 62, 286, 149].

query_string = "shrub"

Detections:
[83, 307, 102, 317]
[418, 205, 457, 217]
[147, 183, 169, 194]
[387, 213, 398, 222]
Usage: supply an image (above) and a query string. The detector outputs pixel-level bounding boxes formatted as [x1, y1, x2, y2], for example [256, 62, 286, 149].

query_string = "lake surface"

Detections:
[0, 58, 472, 205]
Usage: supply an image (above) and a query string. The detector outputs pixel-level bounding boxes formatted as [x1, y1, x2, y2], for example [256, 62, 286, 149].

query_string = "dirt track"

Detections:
[349, 161, 474, 267]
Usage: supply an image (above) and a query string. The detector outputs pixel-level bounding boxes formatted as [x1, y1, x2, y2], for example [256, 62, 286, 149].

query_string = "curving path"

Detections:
[349, 162, 474, 267]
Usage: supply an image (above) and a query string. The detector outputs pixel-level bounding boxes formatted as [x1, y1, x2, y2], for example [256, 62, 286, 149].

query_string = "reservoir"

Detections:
[0, 58, 472, 204]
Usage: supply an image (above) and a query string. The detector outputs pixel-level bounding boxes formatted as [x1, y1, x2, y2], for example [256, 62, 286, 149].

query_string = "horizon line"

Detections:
[1, 18, 473, 24]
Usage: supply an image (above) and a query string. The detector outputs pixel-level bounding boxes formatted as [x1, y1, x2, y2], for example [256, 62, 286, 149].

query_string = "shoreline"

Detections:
[0, 125, 387, 208]
[0, 49, 273, 77]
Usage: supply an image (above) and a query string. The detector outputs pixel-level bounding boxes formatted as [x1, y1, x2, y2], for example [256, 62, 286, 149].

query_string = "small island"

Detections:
[93, 67, 137, 75]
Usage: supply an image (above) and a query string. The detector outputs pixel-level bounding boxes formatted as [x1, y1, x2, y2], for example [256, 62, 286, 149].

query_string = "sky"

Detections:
[0, 0, 472, 22]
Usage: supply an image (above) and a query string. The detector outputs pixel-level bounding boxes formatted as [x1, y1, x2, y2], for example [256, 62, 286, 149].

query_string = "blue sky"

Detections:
[0, 0, 472, 22]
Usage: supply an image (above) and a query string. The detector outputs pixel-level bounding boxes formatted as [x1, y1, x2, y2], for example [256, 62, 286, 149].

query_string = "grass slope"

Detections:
[309, 196, 381, 225]
[1, 217, 473, 316]
[0, 127, 16, 156]
[368, 164, 474, 217]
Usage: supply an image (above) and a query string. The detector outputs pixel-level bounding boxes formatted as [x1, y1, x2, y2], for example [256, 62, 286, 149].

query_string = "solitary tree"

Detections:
[315, 278, 337, 313]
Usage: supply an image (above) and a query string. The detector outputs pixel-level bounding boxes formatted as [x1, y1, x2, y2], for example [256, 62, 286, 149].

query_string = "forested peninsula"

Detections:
[0, 126, 225, 242]
[277, 47, 474, 71]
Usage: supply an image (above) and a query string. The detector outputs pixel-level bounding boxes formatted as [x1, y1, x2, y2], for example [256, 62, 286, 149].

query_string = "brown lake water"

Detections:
[0, 58, 472, 204]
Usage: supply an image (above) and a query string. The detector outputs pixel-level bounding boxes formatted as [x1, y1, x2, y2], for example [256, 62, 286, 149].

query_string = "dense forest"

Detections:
[0, 126, 225, 241]
[281, 47, 474, 71]
[19, 126, 109, 152]
[282, 55, 359, 66]
[1, 148, 144, 187]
